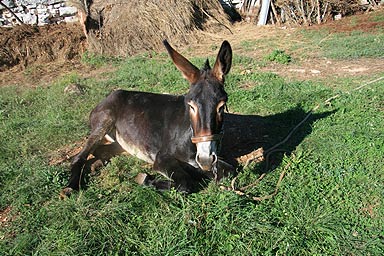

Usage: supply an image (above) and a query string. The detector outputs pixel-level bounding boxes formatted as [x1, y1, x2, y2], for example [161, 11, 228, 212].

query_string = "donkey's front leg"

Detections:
[61, 112, 115, 198]
[144, 153, 201, 193]
[61, 133, 106, 198]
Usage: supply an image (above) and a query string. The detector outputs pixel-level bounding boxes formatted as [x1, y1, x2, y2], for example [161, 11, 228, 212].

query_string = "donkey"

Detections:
[62, 40, 234, 197]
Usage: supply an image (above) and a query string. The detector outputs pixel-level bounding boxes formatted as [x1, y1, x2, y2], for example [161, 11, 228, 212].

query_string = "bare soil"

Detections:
[0, 206, 16, 234]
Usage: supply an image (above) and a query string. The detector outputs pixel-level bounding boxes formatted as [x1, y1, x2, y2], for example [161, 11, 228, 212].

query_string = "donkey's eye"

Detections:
[217, 101, 226, 114]
[188, 102, 197, 114]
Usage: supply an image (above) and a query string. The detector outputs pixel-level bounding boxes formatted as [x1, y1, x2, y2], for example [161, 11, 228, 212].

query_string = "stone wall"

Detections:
[0, 0, 78, 27]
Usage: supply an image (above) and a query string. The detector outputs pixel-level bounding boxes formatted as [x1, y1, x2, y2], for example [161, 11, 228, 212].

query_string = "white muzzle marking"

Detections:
[195, 141, 218, 171]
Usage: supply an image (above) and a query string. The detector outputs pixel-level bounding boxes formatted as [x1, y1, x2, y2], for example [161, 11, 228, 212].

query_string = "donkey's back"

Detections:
[89, 89, 191, 164]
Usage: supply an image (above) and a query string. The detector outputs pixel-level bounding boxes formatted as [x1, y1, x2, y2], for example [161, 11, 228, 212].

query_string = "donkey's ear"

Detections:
[163, 40, 200, 84]
[212, 40, 232, 83]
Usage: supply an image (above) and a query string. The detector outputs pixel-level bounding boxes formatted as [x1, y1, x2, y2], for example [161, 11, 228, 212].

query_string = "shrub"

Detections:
[265, 49, 292, 64]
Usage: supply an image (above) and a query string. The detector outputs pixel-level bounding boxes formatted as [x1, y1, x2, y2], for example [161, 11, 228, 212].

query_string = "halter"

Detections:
[191, 134, 223, 144]
[190, 122, 225, 144]
[190, 126, 224, 182]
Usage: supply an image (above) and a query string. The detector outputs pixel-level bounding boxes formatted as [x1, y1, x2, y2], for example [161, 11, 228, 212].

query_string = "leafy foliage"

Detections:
[264, 49, 292, 64]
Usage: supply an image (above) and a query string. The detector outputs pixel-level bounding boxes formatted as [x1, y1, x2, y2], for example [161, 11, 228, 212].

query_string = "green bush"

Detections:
[265, 49, 292, 64]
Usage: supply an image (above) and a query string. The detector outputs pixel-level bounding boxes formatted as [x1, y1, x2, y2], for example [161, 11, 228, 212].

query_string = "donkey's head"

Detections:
[164, 40, 232, 171]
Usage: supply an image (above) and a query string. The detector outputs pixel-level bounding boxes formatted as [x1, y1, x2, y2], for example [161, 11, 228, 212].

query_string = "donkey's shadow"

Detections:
[221, 107, 333, 172]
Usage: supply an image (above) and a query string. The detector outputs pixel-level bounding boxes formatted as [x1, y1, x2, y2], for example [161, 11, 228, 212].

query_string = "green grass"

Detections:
[322, 31, 384, 59]
[81, 52, 122, 68]
[372, 11, 384, 22]
[1, 21, 384, 255]
[302, 29, 384, 59]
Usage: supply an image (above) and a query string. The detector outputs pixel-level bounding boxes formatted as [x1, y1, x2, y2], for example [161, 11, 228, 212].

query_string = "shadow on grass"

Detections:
[221, 106, 335, 173]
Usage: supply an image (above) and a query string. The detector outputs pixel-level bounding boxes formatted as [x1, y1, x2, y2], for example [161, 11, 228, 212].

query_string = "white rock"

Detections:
[64, 16, 78, 23]
[59, 6, 77, 16]
[310, 69, 321, 74]
[37, 12, 50, 25]
[22, 13, 37, 24]
[289, 68, 306, 73]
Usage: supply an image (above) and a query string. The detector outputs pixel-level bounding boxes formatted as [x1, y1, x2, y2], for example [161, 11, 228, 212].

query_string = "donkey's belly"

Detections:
[114, 131, 156, 164]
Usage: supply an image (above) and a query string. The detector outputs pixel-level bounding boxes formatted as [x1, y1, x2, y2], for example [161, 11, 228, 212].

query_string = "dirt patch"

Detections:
[0, 206, 12, 226]
[259, 58, 384, 82]
[258, 9, 384, 81]
[48, 138, 86, 166]
[0, 206, 16, 231]
[0, 206, 19, 240]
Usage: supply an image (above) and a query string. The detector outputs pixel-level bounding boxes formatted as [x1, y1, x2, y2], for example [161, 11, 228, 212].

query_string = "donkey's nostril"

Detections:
[212, 153, 218, 165]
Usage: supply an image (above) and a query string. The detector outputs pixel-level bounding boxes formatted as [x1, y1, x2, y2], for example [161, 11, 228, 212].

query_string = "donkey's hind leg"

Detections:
[61, 110, 115, 197]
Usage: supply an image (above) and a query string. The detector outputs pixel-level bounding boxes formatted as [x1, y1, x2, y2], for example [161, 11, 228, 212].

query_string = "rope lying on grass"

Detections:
[220, 76, 384, 202]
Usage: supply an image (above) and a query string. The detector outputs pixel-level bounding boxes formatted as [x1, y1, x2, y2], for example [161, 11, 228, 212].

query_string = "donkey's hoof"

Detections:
[176, 185, 191, 194]
[59, 187, 74, 199]
[135, 173, 149, 185]
[90, 159, 104, 176]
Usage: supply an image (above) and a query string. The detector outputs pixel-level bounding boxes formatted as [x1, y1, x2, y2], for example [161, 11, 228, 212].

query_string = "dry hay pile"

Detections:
[0, 23, 86, 72]
[86, 0, 232, 56]
[0, 1, 230, 71]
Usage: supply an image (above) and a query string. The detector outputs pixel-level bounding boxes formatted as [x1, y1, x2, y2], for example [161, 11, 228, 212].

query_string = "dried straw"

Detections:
[87, 0, 231, 56]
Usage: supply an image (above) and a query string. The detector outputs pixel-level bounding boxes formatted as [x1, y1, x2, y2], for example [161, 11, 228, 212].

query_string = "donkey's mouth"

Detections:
[196, 152, 218, 171]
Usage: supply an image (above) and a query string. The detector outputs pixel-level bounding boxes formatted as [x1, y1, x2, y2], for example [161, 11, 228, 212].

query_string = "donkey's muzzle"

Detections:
[196, 152, 218, 171]
[194, 138, 220, 171]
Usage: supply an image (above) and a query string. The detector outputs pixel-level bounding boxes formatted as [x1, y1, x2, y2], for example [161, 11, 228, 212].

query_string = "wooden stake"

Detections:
[271, 1, 281, 26]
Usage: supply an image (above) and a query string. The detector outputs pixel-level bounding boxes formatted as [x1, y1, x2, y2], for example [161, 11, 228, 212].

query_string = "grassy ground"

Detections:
[1, 11, 384, 255]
